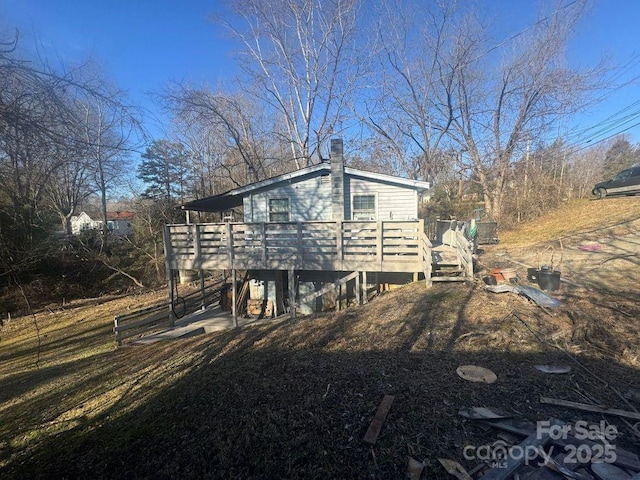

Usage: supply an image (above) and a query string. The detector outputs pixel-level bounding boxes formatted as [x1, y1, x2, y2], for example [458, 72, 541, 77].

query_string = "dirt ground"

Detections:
[489, 212, 640, 299]
[1, 200, 639, 479]
[482, 213, 640, 357]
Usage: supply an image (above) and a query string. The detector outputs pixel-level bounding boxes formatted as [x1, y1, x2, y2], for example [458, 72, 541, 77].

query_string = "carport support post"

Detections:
[232, 269, 238, 328]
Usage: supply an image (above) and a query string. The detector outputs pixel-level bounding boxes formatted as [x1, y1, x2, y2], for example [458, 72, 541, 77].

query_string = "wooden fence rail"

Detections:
[114, 279, 224, 346]
[114, 303, 170, 346]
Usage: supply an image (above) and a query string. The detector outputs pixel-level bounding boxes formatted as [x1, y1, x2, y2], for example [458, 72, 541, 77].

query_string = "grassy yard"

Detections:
[1, 197, 639, 478]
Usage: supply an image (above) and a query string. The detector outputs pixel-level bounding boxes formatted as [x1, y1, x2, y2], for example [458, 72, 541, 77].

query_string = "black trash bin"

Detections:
[537, 269, 561, 291]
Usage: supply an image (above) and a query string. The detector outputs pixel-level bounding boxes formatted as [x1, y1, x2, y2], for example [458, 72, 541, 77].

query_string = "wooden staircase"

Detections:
[431, 263, 467, 282]
[430, 228, 474, 283]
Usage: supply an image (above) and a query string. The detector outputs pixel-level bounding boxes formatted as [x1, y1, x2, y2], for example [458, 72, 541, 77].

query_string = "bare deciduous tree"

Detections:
[80, 91, 137, 249]
[0, 33, 77, 249]
[0, 30, 140, 292]
[165, 85, 277, 189]
[361, 0, 457, 183]
[44, 135, 94, 235]
[218, 0, 363, 167]
[445, 0, 603, 220]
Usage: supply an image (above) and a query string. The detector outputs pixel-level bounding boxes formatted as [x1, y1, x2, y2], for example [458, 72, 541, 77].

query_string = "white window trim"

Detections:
[351, 193, 377, 220]
[267, 196, 291, 222]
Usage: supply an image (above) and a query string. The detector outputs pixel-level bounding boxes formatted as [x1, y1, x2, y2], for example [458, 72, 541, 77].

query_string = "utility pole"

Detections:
[524, 139, 530, 201]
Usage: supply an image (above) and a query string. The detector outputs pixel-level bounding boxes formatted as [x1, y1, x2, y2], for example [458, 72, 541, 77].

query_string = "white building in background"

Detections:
[70, 211, 100, 235]
[70, 211, 134, 236]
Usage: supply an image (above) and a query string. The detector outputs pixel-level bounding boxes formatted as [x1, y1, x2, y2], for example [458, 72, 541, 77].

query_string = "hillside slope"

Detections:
[498, 196, 640, 247]
[1, 198, 639, 479]
[486, 196, 639, 308]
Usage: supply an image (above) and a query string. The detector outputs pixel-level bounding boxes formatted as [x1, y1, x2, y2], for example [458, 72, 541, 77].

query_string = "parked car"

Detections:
[592, 165, 640, 199]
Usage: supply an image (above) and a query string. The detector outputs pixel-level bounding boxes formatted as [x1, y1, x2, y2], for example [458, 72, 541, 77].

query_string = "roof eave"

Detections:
[179, 163, 330, 212]
[344, 167, 431, 191]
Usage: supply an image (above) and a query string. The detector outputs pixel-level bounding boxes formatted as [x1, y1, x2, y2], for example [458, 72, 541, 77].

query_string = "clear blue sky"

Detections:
[2, 0, 639, 148]
[1, 0, 233, 141]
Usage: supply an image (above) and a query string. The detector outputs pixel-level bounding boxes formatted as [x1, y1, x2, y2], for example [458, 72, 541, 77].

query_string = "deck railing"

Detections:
[164, 220, 431, 274]
[454, 230, 474, 278]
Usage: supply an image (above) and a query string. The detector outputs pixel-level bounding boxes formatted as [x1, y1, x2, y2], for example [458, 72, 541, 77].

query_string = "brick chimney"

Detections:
[330, 138, 344, 221]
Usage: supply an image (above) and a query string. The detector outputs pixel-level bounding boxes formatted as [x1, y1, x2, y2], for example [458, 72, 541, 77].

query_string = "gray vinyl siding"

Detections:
[345, 176, 418, 220]
[242, 171, 419, 222]
[243, 173, 333, 222]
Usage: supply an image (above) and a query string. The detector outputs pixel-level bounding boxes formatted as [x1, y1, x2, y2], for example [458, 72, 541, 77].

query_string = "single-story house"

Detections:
[70, 211, 135, 237]
[164, 139, 462, 319]
[70, 211, 100, 235]
[180, 140, 431, 222]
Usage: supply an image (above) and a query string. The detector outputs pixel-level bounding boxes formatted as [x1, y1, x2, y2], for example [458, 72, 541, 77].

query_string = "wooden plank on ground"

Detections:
[479, 423, 556, 480]
[363, 394, 395, 444]
[540, 396, 640, 420]
[438, 458, 474, 480]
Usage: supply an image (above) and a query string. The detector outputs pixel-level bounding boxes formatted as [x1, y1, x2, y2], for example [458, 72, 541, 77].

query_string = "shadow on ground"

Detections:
[2, 283, 639, 479]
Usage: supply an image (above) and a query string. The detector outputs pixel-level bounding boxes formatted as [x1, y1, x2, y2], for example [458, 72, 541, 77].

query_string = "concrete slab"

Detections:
[133, 305, 279, 344]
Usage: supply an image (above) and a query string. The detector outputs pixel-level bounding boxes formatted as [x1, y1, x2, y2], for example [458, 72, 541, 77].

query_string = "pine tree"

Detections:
[603, 136, 639, 178]
[137, 140, 189, 220]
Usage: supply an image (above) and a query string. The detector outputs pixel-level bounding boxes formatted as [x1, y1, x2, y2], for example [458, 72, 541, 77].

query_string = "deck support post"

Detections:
[288, 268, 296, 319]
[226, 222, 234, 269]
[199, 269, 206, 308]
[275, 271, 284, 316]
[355, 272, 361, 305]
[167, 269, 176, 327]
[232, 269, 238, 328]
[163, 225, 176, 327]
[362, 271, 368, 304]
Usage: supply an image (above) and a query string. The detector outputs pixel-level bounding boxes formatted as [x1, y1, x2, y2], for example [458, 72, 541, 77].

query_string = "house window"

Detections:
[268, 197, 290, 222]
[352, 194, 376, 220]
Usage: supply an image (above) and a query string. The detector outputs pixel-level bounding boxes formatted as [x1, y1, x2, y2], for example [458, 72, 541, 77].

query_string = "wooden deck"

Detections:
[164, 220, 432, 275]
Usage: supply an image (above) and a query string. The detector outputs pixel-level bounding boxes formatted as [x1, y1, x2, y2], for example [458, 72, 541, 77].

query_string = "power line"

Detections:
[568, 119, 640, 154]
[561, 98, 640, 152]
[479, 0, 579, 59]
